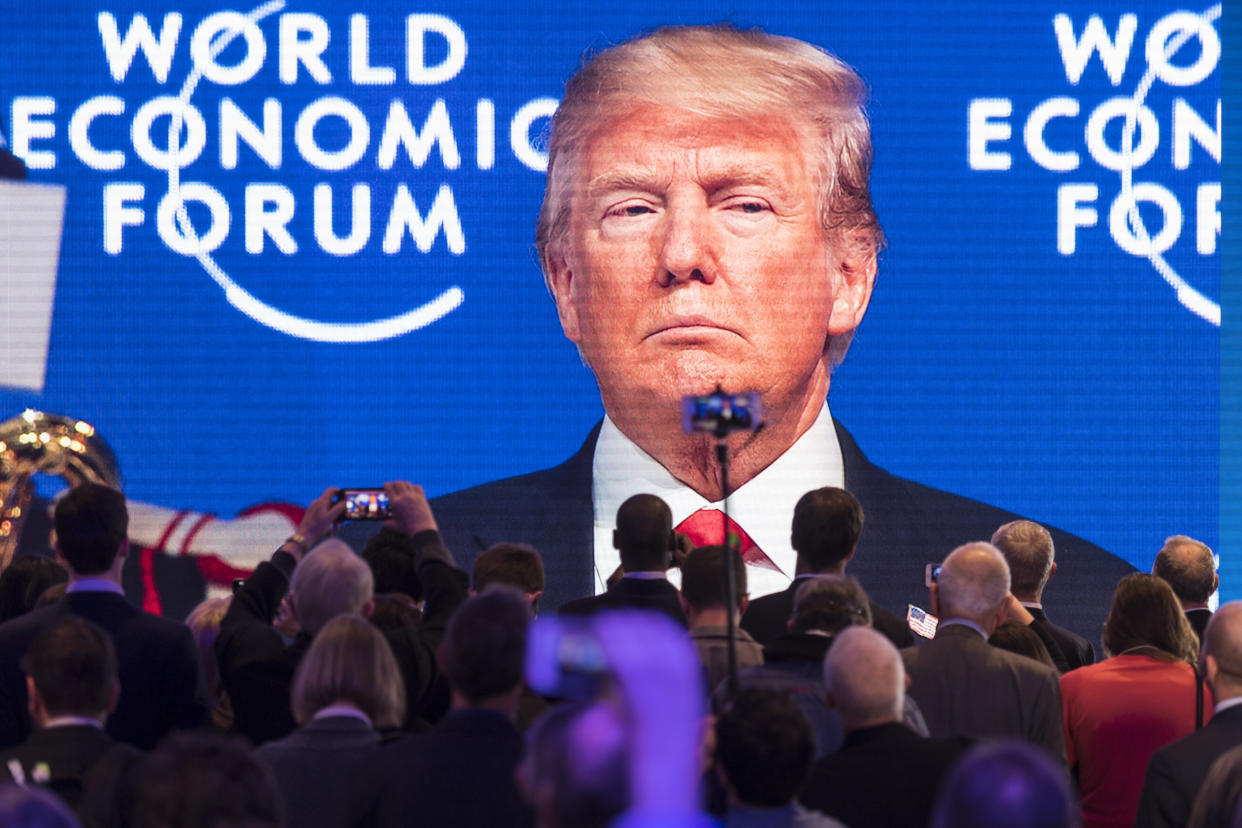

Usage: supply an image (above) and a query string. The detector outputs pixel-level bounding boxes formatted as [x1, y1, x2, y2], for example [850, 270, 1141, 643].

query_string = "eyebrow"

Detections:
[584, 163, 793, 200]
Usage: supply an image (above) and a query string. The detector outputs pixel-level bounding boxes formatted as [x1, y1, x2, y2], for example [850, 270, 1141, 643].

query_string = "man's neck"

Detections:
[686, 606, 737, 630]
[605, 380, 829, 501]
[842, 715, 899, 736]
[794, 560, 847, 577]
[451, 689, 520, 719]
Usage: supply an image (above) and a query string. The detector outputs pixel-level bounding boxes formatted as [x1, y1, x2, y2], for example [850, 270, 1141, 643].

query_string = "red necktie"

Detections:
[675, 509, 779, 571]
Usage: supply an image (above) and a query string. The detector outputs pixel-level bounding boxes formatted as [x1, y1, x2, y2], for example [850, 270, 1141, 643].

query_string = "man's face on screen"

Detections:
[547, 103, 870, 423]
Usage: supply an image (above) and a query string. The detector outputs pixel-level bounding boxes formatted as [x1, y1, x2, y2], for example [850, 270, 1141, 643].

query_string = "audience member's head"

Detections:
[291, 614, 404, 728]
[520, 701, 629, 828]
[0, 783, 83, 828]
[131, 731, 283, 828]
[367, 593, 422, 635]
[361, 535, 423, 603]
[289, 539, 374, 637]
[680, 545, 747, 618]
[34, 583, 66, 609]
[52, 483, 128, 577]
[1103, 573, 1198, 662]
[1153, 535, 1217, 607]
[0, 558, 67, 622]
[715, 687, 816, 808]
[473, 542, 546, 609]
[185, 596, 231, 698]
[931, 741, 1078, 828]
[934, 542, 1011, 631]
[791, 487, 863, 574]
[442, 586, 531, 707]
[991, 520, 1055, 602]
[989, 622, 1057, 669]
[23, 616, 117, 725]
[1202, 601, 1242, 698]
[790, 575, 871, 635]
[613, 494, 674, 573]
[824, 626, 903, 730]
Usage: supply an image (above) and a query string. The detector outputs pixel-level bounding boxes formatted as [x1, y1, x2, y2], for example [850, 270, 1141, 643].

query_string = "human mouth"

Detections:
[644, 315, 740, 341]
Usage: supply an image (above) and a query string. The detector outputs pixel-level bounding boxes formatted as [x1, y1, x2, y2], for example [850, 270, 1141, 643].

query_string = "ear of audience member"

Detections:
[131, 731, 282, 828]
[0, 559, 68, 623]
[931, 741, 1078, 828]
[184, 597, 233, 731]
[520, 701, 629, 828]
[346, 587, 535, 828]
[258, 615, 402, 828]
[472, 543, 545, 611]
[0, 783, 83, 828]
[367, 593, 422, 635]
[989, 621, 1057, 669]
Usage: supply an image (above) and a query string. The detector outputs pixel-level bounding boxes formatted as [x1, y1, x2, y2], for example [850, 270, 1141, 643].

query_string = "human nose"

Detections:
[656, 200, 716, 287]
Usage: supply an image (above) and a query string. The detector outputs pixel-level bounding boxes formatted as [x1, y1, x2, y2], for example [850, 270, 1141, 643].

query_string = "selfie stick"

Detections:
[715, 432, 741, 700]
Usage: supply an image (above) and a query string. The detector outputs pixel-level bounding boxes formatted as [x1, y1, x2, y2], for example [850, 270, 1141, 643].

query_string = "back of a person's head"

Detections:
[132, 731, 283, 828]
[614, 494, 673, 572]
[1153, 535, 1216, 604]
[715, 688, 816, 807]
[24, 616, 116, 719]
[443, 586, 531, 704]
[990, 520, 1054, 598]
[289, 539, 374, 637]
[52, 483, 127, 576]
[680, 545, 746, 613]
[361, 535, 423, 602]
[0, 783, 83, 828]
[291, 614, 404, 728]
[522, 702, 628, 828]
[824, 626, 903, 726]
[0, 558, 67, 623]
[1103, 573, 1198, 662]
[936, 542, 1011, 620]
[932, 742, 1078, 828]
[1204, 602, 1242, 690]
[185, 596, 231, 697]
[790, 575, 871, 634]
[989, 622, 1056, 669]
[367, 593, 422, 635]
[473, 543, 546, 596]
[791, 487, 863, 571]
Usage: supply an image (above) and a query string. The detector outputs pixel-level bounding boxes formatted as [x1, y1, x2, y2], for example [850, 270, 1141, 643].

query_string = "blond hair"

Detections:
[291, 615, 404, 728]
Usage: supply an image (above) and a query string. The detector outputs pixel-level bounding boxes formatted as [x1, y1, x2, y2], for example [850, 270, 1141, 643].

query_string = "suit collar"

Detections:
[841, 721, 919, 750]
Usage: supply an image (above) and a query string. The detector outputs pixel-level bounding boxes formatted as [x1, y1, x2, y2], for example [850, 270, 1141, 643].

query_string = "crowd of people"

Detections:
[0, 479, 1233, 828]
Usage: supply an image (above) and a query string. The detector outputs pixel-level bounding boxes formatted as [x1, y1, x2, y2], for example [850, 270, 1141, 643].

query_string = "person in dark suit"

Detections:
[991, 520, 1095, 672]
[0, 483, 207, 751]
[257, 615, 403, 828]
[741, 487, 912, 649]
[353, 25, 1139, 647]
[1152, 534, 1217, 646]
[901, 542, 1065, 760]
[216, 482, 467, 745]
[681, 544, 763, 694]
[558, 494, 686, 626]
[801, 626, 971, 827]
[1137, 601, 1242, 828]
[348, 587, 534, 828]
[0, 616, 139, 828]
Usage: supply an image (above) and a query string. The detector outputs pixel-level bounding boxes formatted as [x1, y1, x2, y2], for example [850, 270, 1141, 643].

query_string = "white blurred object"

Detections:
[0, 180, 66, 392]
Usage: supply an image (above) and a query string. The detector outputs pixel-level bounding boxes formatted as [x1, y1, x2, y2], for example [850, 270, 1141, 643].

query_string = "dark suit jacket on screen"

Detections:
[0, 589, 208, 750]
[340, 419, 1135, 643]
[557, 575, 687, 625]
[901, 622, 1066, 760]
[740, 577, 914, 649]
[1136, 704, 1242, 828]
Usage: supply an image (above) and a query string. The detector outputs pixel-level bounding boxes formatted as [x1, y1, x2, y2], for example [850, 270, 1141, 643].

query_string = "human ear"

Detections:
[545, 245, 582, 344]
[826, 229, 878, 337]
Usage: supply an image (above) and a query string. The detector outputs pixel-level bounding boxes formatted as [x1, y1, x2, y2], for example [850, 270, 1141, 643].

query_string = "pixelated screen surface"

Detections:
[0, 2, 1221, 589]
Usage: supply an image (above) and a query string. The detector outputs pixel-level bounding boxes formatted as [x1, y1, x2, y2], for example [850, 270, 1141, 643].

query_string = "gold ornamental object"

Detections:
[0, 410, 121, 570]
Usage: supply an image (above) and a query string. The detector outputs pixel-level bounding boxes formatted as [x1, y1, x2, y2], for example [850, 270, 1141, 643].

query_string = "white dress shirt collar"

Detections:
[591, 402, 844, 597]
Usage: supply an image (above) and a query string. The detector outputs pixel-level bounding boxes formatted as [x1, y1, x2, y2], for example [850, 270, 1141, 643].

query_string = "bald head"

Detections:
[935, 543, 1011, 629]
[824, 626, 903, 729]
[1153, 535, 1217, 607]
[1204, 602, 1242, 699]
[613, 494, 673, 572]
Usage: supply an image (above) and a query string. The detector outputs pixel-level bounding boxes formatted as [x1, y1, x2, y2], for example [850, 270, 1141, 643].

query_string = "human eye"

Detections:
[605, 201, 657, 219]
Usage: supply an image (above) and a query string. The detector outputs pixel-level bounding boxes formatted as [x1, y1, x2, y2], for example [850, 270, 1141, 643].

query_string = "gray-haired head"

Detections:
[990, 520, 1054, 601]
[936, 542, 1011, 625]
[824, 626, 904, 729]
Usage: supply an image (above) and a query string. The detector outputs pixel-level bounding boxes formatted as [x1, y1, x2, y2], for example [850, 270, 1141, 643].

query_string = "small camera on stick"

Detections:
[681, 388, 764, 436]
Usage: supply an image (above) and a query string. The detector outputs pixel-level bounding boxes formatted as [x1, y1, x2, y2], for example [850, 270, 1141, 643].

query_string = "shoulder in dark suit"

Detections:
[1136, 704, 1242, 828]
[558, 576, 686, 625]
[348, 708, 532, 828]
[368, 419, 1134, 645]
[1029, 607, 1095, 671]
[0, 591, 208, 750]
[1186, 608, 1213, 647]
[741, 579, 913, 649]
[257, 715, 383, 828]
[800, 722, 971, 828]
[901, 622, 1065, 760]
[0, 723, 140, 828]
